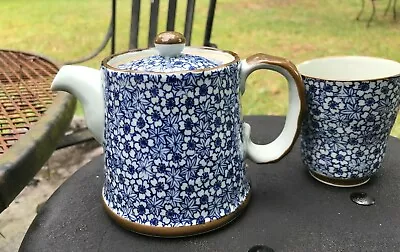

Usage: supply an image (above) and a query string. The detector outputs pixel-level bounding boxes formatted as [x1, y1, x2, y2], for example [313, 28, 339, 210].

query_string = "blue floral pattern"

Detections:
[118, 54, 219, 72]
[101, 62, 251, 227]
[301, 76, 400, 180]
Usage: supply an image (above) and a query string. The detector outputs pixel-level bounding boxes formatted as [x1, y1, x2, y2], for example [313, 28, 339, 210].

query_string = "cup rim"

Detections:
[297, 56, 400, 82]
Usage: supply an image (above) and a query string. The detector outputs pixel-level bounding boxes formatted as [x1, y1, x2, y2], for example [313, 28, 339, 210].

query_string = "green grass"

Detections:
[1, 0, 400, 135]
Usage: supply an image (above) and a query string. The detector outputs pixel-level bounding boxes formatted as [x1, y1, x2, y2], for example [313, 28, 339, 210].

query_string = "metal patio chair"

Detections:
[66, 0, 218, 65]
[58, 0, 218, 148]
[356, 0, 397, 27]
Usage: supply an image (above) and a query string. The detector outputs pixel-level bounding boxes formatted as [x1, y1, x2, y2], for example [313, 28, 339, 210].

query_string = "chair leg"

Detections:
[148, 0, 160, 47]
[184, 0, 196, 46]
[129, 0, 141, 49]
[384, 0, 392, 16]
[356, 0, 365, 20]
[204, 0, 217, 48]
[367, 0, 376, 27]
[111, 0, 116, 54]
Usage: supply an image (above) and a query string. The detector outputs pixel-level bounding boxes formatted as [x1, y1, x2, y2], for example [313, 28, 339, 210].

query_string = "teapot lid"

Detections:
[117, 31, 219, 72]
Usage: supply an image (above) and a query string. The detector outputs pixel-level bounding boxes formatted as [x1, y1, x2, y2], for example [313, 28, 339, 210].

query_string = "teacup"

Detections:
[298, 56, 400, 187]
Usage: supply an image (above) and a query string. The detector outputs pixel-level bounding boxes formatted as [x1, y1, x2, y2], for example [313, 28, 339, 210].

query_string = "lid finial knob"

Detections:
[154, 31, 186, 57]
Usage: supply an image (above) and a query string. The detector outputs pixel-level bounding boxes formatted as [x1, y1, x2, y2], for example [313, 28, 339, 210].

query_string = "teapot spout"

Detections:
[51, 65, 104, 144]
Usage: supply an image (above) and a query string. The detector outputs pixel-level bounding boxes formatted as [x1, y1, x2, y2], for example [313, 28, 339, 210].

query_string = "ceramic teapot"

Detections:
[51, 31, 305, 237]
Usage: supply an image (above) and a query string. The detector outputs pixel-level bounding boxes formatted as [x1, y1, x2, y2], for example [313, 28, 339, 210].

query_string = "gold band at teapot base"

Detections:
[309, 170, 370, 188]
[102, 192, 251, 238]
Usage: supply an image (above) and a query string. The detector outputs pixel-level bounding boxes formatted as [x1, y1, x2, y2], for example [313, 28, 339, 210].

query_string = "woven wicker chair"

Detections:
[0, 50, 76, 213]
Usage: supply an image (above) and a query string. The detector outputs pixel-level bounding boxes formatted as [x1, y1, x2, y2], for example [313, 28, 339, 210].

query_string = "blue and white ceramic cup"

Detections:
[298, 56, 400, 187]
[51, 31, 306, 237]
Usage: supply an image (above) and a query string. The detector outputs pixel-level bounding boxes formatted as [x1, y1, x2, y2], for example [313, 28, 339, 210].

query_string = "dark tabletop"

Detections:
[19, 116, 400, 252]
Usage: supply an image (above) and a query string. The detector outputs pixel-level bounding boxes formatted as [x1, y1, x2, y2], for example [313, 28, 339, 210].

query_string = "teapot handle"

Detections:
[240, 53, 306, 163]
